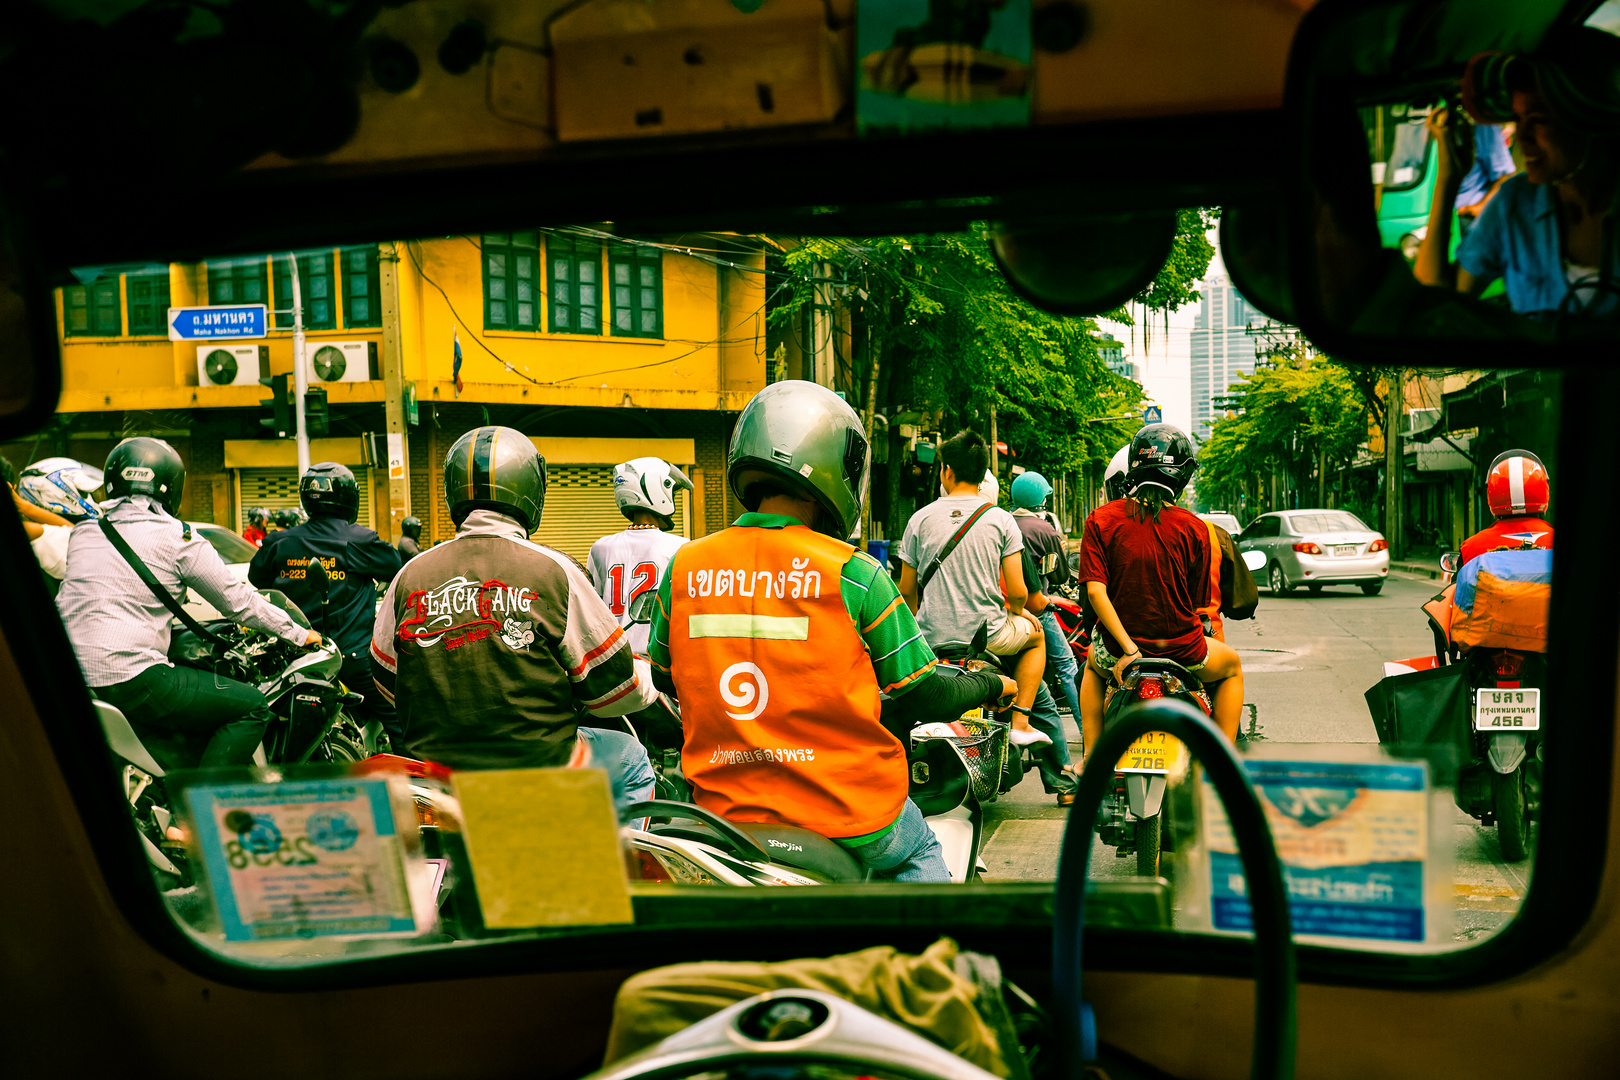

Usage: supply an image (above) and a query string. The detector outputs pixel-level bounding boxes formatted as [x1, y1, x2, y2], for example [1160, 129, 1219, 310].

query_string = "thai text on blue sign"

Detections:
[1204, 759, 1431, 943]
[168, 304, 267, 341]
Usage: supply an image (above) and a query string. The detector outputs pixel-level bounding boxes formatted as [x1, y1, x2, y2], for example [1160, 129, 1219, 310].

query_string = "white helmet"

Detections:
[1103, 444, 1130, 502]
[614, 457, 694, 522]
[19, 457, 104, 520]
[978, 472, 1000, 504]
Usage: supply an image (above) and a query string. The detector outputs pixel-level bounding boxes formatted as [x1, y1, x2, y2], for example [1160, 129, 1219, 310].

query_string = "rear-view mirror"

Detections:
[1242, 549, 1267, 573]
[1286, 0, 1620, 364]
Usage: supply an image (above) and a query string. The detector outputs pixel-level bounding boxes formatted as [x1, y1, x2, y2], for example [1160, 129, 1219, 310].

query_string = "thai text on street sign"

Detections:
[168, 304, 267, 341]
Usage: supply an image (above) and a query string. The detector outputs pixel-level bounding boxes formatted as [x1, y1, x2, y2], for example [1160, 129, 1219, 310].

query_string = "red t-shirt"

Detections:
[1460, 516, 1553, 566]
[243, 526, 266, 548]
[1079, 499, 1210, 660]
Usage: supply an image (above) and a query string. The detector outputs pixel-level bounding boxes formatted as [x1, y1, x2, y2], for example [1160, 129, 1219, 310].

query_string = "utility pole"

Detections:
[287, 253, 311, 477]
[380, 243, 411, 539]
[1385, 368, 1403, 559]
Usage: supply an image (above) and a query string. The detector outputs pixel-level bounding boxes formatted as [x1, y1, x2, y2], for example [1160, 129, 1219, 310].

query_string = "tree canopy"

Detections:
[766, 212, 1218, 489]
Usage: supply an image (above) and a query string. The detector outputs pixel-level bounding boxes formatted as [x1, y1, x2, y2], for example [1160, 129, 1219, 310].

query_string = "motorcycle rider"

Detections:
[587, 456, 693, 655]
[396, 515, 424, 559]
[646, 382, 1015, 882]
[243, 506, 269, 547]
[1461, 450, 1554, 566]
[1078, 424, 1247, 745]
[250, 463, 405, 749]
[1010, 471, 1083, 709]
[57, 438, 321, 767]
[898, 430, 1049, 746]
[371, 427, 659, 809]
[19, 457, 104, 522]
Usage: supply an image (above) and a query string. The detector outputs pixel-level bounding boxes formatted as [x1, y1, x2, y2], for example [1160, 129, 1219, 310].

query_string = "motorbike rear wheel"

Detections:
[1134, 814, 1162, 877]
[1492, 767, 1530, 862]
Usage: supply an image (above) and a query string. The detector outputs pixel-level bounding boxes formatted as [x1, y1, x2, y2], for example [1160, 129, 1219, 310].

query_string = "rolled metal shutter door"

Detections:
[237, 467, 375, 530]
[532, 465, 687, 565]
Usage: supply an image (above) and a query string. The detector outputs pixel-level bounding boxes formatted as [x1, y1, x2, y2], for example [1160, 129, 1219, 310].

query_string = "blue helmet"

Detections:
[1010, 471, 1053, 510]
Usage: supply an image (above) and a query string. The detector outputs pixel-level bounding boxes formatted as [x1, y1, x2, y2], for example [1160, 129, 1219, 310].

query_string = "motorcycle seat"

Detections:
[732, 822, 869, 884]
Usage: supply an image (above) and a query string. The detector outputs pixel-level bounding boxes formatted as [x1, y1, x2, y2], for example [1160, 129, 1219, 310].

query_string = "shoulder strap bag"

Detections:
[98, 517, 233, 649]
[918, 501, 996, 595]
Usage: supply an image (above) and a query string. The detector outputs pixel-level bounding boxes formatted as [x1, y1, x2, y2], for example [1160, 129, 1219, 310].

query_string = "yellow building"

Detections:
[25, 231, 768, 557]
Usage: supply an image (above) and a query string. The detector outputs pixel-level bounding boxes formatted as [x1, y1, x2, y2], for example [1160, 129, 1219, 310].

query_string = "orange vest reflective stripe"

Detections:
[667, 525, 907, 838]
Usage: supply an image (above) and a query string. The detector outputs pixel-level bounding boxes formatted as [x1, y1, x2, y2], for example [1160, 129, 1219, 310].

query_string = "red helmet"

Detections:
[1485, 450, 1550, 518]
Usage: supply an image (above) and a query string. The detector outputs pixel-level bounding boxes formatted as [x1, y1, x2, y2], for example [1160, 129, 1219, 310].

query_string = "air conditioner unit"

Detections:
[197, 344, 263, 387]
[307, 341, 372, 383]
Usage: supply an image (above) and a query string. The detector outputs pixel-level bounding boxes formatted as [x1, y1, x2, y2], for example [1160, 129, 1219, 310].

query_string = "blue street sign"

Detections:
[167, 305, 267, 341]
[1143, 406, 1163, 425]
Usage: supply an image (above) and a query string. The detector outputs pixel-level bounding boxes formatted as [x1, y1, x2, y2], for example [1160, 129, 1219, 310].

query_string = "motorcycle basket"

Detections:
[909, 714, 1009, 805]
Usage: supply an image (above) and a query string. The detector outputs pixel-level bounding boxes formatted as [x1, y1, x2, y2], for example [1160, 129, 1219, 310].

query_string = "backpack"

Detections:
[1449, 548, 1553, 652]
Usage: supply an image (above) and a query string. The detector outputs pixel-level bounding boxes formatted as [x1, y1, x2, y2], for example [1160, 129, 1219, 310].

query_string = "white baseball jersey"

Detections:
[586, 525, 688, 655]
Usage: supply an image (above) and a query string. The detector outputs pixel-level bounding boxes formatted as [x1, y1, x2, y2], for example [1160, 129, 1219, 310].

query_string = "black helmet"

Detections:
[401, 515, 422, 538]
[273, 507, 301, 529]
[103, 437, 185, 516]
[443, 425, 547, 531]
[301, 461, 360, 521]
[1125, 423, 1197, 501]
[247, 506, 269, 526]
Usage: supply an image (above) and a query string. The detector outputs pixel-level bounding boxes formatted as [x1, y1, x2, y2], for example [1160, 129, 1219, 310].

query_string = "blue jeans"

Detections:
[842, 799, 950, 883]
[1028, 682, 1077, 793]
[578, 727, 658, 813]
[1041, 609, 1083, 722]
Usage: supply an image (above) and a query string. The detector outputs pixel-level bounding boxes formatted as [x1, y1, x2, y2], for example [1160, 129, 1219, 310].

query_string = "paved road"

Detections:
[978, 572, 1532, 944]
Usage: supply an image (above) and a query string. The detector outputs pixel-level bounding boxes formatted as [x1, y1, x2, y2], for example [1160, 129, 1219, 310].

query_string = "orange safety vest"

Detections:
[667, 524, 907, 839]
[1197, 519, 1224, 641]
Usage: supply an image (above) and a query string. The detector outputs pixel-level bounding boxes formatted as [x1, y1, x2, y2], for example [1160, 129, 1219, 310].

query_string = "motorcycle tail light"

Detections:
[1369, 538, 1389, 552]
[1138, 676, 1164, 700]
[1292, 542, 1323, 554]
[1493, 650, 1525, 680]
[413, 797, 440, 828]
[629, 849, 669, 883]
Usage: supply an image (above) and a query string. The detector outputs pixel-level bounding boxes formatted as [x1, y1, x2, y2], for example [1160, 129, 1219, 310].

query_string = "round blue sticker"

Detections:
[306, 808, 360, 851]
[239, 814, 282, 855]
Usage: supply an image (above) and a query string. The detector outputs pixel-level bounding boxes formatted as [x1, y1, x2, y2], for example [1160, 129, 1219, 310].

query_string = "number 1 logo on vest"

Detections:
[720, 662, 769, 721]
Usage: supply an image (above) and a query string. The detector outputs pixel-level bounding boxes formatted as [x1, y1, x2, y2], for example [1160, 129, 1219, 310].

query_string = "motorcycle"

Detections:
[1374, 548, 1548, 862]
[101, 589, 371, 888]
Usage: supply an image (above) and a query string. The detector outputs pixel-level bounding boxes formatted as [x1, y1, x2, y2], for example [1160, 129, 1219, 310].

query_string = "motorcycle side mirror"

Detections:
[307, 556, 330, 600]
[1439, 551, 1460, 575]
[1242, 549, 1267, 572]
[627, 588, 657, 625]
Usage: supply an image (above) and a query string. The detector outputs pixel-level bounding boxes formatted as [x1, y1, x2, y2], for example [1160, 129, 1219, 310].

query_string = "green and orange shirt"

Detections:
[647, 513, 938, 840]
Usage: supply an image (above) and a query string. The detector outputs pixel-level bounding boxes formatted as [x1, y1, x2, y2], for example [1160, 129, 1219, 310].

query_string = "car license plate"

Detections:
[1334, 545, 1358, 557]
[1474, 688, 1540, 731]
[1116, 731, 1185, 775]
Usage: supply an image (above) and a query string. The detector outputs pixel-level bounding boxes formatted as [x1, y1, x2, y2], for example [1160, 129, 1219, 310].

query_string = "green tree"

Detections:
[767, 215, 1217, 532]
[1197, 355, 1369, 520]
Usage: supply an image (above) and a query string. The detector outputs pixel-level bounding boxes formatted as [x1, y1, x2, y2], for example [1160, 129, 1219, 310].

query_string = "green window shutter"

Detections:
[126, 270, 171, 335]
[609, 243, 662, 338]
[273, 252, 336, 330]
[63, 279, 122, 337]
[483, 232, 539, 331]
[549, 235, 601, 335]
[341, 245, 381, 327]
[208, 258, 268, 307]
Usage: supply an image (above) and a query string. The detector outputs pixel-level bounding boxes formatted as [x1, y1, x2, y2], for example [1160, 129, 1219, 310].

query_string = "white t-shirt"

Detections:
[586, 525, 688, 655]
[898, 495, 1023, 647]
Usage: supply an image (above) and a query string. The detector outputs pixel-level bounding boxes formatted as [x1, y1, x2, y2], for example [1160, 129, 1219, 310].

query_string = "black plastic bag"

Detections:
[1364, 663, 1473, 767]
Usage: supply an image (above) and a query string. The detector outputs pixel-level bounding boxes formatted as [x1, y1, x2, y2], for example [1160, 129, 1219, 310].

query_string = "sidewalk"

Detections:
[1390, 559, 1443, 580]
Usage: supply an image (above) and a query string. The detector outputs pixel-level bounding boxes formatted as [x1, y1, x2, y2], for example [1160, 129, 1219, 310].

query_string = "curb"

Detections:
[1390, 560, 1443, 580]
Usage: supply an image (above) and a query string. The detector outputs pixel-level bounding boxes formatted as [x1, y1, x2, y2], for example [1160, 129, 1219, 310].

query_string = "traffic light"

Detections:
[259, 373, 291, 438]
[304, 388, 330, 438]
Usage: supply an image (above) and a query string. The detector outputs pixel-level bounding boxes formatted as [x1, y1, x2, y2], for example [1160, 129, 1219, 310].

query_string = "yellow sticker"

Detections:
[453, 768, 634, 930]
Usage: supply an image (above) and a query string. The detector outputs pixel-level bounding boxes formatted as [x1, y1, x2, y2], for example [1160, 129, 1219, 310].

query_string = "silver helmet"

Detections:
[728, 381, 868, 539]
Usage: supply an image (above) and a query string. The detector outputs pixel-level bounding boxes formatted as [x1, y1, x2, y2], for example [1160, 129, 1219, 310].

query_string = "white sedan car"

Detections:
[1235, 509, 1390, 596]
[182, 523, 263, 622]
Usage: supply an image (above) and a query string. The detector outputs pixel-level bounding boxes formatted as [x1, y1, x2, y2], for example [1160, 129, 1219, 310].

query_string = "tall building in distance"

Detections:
[1189, 274, 1262, 441]
[1096, 331, 1140, 383]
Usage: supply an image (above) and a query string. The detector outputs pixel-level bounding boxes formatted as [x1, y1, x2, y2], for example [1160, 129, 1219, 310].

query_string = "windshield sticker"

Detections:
[1202, 757, 1440, 945]
[185, 778, 424, 942]
[857, 0, 1032, 135]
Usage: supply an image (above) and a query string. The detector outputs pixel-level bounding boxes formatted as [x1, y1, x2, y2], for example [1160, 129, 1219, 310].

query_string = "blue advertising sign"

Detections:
[168, 305, 267, 341]
[1143, 406, 1163, 425]
[1203, 759, 1432, 943]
